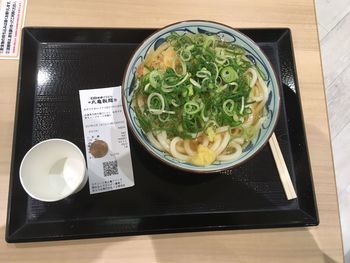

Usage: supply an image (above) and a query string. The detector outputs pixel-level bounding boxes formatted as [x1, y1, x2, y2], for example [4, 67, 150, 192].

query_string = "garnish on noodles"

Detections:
[132, 32, 268, 166]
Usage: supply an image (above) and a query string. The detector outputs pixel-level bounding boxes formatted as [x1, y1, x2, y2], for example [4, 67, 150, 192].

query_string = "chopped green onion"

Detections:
[187, 85, 194, 96]
[184, 101, 202, 115]
[216, 84, 228, 93]
[132, 32, 264, 145]
[201, 106, 209, 122]
[180, 49, 192, 61]
[171, 99, 179, 107]
[190, 78, 201, 88]
[223, 99, 235, 116]
[196, 68, 211, 78]
[164, 73, 189, 88]
[240, 97, 245, 114]
[147, 92, 164, 115]
[144, 83, 150, 92]
[220, 66, 238, 83]
[149, 70, 162, 88]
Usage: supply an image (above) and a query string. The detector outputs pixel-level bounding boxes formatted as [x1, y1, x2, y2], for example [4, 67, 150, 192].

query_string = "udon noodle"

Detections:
[132, 32, 268, 166]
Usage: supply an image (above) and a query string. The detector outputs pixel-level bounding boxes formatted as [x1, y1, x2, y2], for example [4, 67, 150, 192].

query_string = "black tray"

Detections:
[6, 27, 318, 243]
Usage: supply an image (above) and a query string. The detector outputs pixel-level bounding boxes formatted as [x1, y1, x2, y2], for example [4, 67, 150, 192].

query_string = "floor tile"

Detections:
[325, 64, 350, 138]
[317, 23, 328, 40]
[320, 11, 350, 88]
[315, 0, 350, 31]
[333, 122, 350, 196]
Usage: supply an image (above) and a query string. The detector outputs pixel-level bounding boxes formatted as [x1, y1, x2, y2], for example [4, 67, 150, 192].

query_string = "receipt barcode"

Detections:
[103, 161, 119, 177]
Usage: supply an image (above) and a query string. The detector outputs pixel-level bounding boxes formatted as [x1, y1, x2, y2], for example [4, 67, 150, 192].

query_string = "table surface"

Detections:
[0, 0, 344, 262]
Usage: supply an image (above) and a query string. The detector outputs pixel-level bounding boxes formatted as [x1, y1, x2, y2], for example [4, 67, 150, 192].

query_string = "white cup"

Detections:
[20, 139, 87, 202]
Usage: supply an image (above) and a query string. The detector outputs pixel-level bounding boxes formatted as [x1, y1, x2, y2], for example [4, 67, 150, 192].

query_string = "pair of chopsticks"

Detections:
[269, 133, 297, 200]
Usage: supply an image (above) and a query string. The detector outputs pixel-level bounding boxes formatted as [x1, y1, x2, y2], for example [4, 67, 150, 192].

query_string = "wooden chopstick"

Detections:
[269, 133, 297, 200]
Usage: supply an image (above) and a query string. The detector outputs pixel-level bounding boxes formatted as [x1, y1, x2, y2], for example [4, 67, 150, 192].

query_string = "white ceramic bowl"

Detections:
[122, 20, 280, 173]
[20, 139, 87, 202]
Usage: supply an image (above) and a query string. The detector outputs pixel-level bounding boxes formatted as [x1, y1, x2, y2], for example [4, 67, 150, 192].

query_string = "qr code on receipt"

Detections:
[102, 160, 119, 177]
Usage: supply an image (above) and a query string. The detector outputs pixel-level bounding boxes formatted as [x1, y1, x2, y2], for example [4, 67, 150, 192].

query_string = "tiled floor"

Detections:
[315, 0, 350, 261]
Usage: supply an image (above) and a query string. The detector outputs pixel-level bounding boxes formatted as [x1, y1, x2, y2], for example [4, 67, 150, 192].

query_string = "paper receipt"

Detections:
[79, 86, 135, 194]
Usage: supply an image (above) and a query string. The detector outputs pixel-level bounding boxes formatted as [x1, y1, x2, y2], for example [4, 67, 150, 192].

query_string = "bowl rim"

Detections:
[121, 19, 281, 174]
